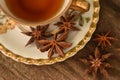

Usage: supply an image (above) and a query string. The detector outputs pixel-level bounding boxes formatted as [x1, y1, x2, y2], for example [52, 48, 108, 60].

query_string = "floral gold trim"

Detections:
[0, 20, 16, 34]
[0, 25, 7, 34]
[0, 0, 100, 65]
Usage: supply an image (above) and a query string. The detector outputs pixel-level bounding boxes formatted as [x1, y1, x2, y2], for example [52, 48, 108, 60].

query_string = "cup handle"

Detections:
[70, 0, 90, 13]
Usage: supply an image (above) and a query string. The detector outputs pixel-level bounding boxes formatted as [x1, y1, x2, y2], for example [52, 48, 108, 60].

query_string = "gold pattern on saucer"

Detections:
[5, 20, 16, 30]
[0, 20, 16, 34]
[0, 0, 100, 65]
[0, 10, 16, 34]
[71, 0, 90, 13]
[0, 25, 7, 34]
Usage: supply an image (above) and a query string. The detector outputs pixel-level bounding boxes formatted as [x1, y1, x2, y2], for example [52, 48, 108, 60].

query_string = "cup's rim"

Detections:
[0, 0, 72, 26]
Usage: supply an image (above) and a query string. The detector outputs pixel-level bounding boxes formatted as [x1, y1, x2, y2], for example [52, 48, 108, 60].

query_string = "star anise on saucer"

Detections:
[81, 47, 112, 80]
[93, 31, 118, 50]
[38, 31, 72, 59]
[54, 10, 80, 33]
[22, 25, 53, 47]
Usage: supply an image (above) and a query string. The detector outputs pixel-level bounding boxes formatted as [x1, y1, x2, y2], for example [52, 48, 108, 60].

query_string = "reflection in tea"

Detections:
[5, 0, 64, 22]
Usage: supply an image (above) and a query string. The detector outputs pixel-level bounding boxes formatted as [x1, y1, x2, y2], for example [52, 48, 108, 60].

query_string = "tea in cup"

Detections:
[0, 0, 72, 26]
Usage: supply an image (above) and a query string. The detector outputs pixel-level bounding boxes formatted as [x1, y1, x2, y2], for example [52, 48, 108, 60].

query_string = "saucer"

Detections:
[0, 0, 100, 65]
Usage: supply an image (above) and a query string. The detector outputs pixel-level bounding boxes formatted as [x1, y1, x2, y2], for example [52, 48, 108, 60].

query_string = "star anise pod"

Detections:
[38, 31, 72, 59]
[93, 31, 118, 50]
[81, 47, 112, 80]
[22, 25, 53, 47]
[54, 10, 80, 33]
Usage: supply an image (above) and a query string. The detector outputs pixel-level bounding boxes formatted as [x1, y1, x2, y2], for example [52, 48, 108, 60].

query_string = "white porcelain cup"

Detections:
[0, 0, 72, 26]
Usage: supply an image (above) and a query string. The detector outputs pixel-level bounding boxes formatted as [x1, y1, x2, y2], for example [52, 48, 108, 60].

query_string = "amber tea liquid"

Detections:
[5, 0, 64, 22]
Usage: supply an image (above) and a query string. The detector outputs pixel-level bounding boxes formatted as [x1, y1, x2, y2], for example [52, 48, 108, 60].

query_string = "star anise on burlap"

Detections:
[38, 31, 72, 59]
[93, 31, 118, 50]
[22, 25, 53, 47]
[81, 47, 112, 80]
[54, 10, 80, 33]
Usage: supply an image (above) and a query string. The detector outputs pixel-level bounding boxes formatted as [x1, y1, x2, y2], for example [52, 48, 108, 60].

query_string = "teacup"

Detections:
[0, 0, 89, 26]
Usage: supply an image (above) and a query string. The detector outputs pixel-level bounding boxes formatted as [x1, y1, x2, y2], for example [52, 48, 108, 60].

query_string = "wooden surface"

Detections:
[0, 0, 120, 80]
